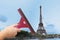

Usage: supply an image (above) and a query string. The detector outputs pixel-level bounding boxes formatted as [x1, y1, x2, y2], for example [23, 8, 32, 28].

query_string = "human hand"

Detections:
[0, 24, 20, 39]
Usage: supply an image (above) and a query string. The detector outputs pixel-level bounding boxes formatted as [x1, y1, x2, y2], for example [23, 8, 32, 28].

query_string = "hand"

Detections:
[0, 24, 20, 39]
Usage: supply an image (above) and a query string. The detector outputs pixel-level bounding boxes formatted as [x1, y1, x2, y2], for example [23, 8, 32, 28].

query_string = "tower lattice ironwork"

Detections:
[37, 6, 46, 35]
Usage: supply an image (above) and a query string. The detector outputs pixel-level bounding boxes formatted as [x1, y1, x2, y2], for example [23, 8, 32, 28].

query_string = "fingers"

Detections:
[14, 28, 20, 32]
[10, 24, 18, 27]
[17, 29, 20, 32]
[0, 23, 21, 38]
[11, 24, 20, 32]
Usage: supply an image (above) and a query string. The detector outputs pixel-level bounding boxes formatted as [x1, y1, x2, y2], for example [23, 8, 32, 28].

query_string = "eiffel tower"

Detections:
[37, 6, 46, 35]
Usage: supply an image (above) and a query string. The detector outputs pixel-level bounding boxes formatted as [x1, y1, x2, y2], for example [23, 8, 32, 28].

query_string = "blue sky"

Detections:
[0, 0, 60, 34]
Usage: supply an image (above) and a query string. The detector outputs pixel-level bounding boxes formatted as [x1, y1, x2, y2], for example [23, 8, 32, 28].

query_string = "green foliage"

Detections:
[15, 30, 32, 38]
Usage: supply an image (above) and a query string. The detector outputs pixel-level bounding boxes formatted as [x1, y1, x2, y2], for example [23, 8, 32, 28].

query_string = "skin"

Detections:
[0, 24, 20, 40]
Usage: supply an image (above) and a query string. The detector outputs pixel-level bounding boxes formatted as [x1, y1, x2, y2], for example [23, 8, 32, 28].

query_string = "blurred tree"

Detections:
[15, 30, 32, 38]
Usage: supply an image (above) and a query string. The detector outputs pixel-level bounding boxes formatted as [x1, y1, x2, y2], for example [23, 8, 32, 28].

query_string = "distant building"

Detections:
[37, 6, 46, 35]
